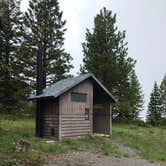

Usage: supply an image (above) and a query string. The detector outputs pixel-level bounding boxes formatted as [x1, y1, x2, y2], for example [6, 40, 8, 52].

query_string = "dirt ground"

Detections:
[44, 151, 165, 166]
[44, 142, 166, 166]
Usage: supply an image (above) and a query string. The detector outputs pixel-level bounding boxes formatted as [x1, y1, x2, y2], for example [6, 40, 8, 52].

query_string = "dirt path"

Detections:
[44, 151, 165, 166]
[44, 142, 166, 166]
[112, 140, 137, 157]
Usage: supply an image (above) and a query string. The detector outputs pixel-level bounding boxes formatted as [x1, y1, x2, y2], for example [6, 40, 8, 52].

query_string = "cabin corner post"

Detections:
[90, 108, 93, 134]
[89, 104, 93, 134]
[109, 103, 112, 136]
[58, 96, 62, 140]
[90, 84, 93, 134]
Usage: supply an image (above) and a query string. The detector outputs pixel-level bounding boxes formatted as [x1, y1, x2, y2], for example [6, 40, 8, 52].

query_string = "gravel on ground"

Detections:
[44, 151, 166, 166]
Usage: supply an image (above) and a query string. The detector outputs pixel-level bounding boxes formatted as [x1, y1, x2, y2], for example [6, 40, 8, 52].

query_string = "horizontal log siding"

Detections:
[59, 80, 93, 139]
[42, 99, 59, 139]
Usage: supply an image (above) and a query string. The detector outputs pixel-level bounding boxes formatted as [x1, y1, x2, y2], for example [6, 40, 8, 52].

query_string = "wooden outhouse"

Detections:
[30, 74, 116, 140]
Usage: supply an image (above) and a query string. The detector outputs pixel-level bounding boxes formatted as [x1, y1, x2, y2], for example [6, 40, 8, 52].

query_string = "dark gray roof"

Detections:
[29, 73, 116, 102]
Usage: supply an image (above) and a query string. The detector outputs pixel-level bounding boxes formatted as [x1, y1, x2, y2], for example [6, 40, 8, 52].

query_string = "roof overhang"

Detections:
[28, 73, 117, 103]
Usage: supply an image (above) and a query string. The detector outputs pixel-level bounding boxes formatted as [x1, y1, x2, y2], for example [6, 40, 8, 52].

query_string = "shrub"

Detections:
[113, 118, 147, 127]
[160, 118, 166, 128]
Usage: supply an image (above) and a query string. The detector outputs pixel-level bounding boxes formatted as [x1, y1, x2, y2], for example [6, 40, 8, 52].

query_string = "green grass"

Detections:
[0, 115, 121, 166]
[1, 115, 165, 166]
[112, 124, 166, 162]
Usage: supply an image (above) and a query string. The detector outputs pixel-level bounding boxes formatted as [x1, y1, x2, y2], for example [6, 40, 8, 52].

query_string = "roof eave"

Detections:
[89, 74, 117, 103]
[27, 73, 117, 103]
[28, 95, 55, 100]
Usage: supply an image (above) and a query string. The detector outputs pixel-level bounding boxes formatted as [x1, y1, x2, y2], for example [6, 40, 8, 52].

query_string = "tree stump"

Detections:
[16, 140, 31, 152]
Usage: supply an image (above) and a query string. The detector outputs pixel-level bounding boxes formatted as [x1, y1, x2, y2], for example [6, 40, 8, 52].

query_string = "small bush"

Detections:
[160, 118, 166, 127]
[133, 120, 147, 127]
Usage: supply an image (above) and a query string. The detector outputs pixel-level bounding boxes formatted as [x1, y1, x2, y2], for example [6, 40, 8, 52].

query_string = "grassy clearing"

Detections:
[1, 115, 165, 165]
[0, 115, 121, 166]
[112, 124, 166, 162]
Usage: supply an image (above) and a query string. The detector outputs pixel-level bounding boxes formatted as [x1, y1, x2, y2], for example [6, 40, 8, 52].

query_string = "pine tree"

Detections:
[147, 82, 163, 126]
[0, 0, 29, 112]
[128, 70, 144, 119]
[160, 74, 166, 117]
[81, 7, 136, 120]
[22, 0, 73, 88]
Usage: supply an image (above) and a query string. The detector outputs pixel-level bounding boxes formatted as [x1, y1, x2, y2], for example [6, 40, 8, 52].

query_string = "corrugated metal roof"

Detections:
[29, 73, 116, 102]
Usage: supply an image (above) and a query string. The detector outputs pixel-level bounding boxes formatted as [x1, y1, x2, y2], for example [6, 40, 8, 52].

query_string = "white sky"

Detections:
[21, 0, 166, 119]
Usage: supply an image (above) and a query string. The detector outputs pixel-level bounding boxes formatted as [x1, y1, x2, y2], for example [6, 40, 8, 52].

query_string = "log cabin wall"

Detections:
[59, 80, 93, 139]
[42, 99, 59, 139]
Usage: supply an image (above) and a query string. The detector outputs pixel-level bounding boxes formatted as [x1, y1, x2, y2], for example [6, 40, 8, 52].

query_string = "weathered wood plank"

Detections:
[43, 127, 58, 129]
[43, 116, 59, 118]
[43, 132, 58, 136]
[42, 99, 59, 139]
[59, 79, 93, 138]
[61, 114, 88, 117]
[61, 121, 90, 125]
[93, 103, 111, 135]
[43, 121, 59, 124]
[43, 116, 58, 119]
[61, 132, 90, 137]
[62, 123, 90, 128]
[61, 126, 90, 131]
[62, 128, 90, 133]
[61, 118, 86, 121]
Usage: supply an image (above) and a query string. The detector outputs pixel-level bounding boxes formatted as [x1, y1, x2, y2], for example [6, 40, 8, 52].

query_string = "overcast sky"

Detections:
[21, 0, 166, 119]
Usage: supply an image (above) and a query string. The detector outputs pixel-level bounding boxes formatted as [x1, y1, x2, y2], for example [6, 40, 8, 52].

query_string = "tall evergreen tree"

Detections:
[81, 7, 137, 120]
[128, 70, 144, 119]
[147, 82, 163, 126]
[0, 0, 28, 112]
[160, 73, 166, 117]
[22, 0, 73, 88]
